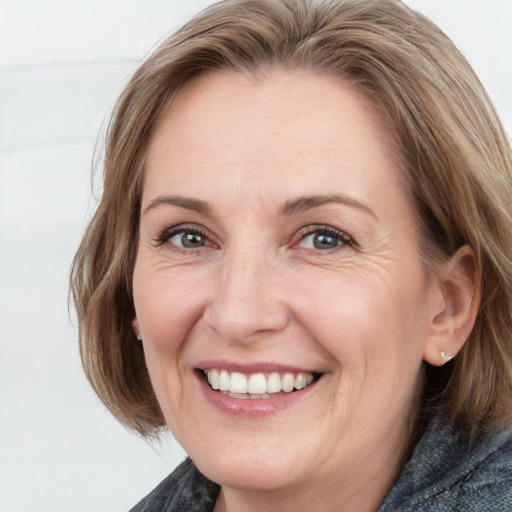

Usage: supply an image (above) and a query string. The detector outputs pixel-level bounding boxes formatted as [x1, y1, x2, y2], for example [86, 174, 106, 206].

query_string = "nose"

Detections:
[203, 248, 289, 343]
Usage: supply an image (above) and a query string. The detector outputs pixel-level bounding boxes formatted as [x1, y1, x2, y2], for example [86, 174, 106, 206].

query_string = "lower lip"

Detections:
[195, 371, 318, 417]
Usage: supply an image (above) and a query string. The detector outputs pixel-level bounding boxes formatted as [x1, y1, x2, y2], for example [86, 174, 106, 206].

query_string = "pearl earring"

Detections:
[440, 351, 453, 362]
[136, 333, 142, 341]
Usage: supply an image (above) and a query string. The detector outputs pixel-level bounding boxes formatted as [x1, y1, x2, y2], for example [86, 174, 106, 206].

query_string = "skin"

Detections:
[132, 70, 478, 512]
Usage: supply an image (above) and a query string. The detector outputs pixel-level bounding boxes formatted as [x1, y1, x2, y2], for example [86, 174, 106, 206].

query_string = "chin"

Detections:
[190, 440, 311, 491]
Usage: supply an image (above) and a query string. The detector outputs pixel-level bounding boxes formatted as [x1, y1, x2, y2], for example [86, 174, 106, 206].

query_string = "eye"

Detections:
[156, 225, 211, 250]
[298, 226, 353, 251]
[169, 231, 206, 248]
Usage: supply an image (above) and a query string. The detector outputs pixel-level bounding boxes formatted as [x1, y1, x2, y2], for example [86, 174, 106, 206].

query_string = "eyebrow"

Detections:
[143, 193, 377, 220]
[143, 195, 213, 216]
[280, 194, 377, 219]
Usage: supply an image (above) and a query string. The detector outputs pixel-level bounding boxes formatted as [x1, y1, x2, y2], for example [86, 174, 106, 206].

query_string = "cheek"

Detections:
[293, 268, 430, 371]
[133, 267, 210, 426]
[133, 265, 208, 361]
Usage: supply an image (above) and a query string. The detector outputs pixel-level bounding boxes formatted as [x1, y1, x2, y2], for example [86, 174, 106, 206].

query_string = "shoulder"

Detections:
[380, 417, 512, 511]
[128, 458, 220, 512]
[456, 433, 512, 510]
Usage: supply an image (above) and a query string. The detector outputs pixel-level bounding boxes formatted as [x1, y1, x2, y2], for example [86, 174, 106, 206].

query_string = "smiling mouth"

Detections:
[201, 369, 321, 399]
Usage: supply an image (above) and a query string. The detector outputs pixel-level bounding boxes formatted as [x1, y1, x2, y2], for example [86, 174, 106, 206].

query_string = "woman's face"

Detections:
[133, 70, 441, 496]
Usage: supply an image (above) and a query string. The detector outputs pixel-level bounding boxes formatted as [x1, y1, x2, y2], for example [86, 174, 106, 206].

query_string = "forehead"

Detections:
[143, 69, 407, 214]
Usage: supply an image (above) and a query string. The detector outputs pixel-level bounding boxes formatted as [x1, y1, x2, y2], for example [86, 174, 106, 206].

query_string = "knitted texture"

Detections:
[129, 459, 218, 512]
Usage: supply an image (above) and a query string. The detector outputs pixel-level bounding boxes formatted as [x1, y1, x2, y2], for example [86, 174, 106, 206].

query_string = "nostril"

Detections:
[203, 299, 290, 343]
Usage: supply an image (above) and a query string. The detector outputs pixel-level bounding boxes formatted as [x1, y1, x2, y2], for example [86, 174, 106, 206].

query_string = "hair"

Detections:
[71, 0, 512, 439]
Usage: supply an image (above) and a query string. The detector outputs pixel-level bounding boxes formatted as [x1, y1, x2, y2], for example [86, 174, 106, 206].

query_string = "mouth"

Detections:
[200, 368, 321, 399]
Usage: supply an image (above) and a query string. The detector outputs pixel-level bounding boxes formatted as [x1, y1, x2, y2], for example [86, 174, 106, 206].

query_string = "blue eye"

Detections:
[299, 228, 352, 251]
[169, 231, 206, 248]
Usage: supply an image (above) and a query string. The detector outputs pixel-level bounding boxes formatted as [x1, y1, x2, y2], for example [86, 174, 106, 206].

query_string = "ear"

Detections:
[132, 317, 142, 341]
[423, 245, 481, 366]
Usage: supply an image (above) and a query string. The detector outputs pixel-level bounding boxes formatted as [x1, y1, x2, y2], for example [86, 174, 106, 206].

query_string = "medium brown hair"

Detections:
[71, 0, 512, 438]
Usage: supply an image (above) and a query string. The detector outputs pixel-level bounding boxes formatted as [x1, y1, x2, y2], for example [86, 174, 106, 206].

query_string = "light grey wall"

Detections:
[1, 1, 510, 511]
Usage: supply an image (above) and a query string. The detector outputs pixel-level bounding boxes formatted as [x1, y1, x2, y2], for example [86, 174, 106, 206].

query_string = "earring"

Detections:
[440, 351, 453, 363]
[136, 333, 142, 341]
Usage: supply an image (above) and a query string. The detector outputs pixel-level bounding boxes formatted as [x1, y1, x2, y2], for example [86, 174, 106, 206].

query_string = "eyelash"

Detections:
[155, 224, 211, 252]
[297, 225, 355, 252]
[154, 224, 355, 253]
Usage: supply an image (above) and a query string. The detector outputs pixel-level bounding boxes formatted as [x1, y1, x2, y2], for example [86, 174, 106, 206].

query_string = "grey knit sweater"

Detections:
[129, 416, 512, 511]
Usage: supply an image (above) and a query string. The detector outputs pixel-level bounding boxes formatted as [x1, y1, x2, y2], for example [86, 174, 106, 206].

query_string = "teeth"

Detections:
[266, 372, 282, 393]
[295, 373, 307, 390]
[229, 392, 250, 399]
[207, 370, 220, 390]
[247, 373, 267, 394]
[230, 372, 248, 394]
[219, 370, 230, 391]
[204, 369, 316, 397]
[281, 373, 295, 392]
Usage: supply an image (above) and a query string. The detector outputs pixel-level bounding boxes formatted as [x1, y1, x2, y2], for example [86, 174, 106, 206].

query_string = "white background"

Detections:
[1, 1, 511, 511]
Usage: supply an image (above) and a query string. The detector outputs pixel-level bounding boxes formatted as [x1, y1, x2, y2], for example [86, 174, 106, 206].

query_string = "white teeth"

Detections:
[295, 373, 307, 390]
[208, 369, 220, 390]
[230, 372, 248, 394]
[266, 372, 282, 393]
[205, 369, 316, 397]
[281, 373, 295, 393]
[247, 373, 267, 394]
[219, 370, 230, 391]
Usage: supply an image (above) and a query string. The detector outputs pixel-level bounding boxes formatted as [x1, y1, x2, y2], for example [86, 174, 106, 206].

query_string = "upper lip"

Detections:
[195, 359, 321, 375]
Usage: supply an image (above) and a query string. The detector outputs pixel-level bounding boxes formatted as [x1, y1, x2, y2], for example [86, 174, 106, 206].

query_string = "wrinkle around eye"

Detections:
[140, 244, 218, 269]
[137, 231, 220, 268]
[290, 251, 398, 290]
[288, 233, 397, 276]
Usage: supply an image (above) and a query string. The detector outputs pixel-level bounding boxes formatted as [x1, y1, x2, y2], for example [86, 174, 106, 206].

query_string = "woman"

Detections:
[71, 0, 512, 510]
